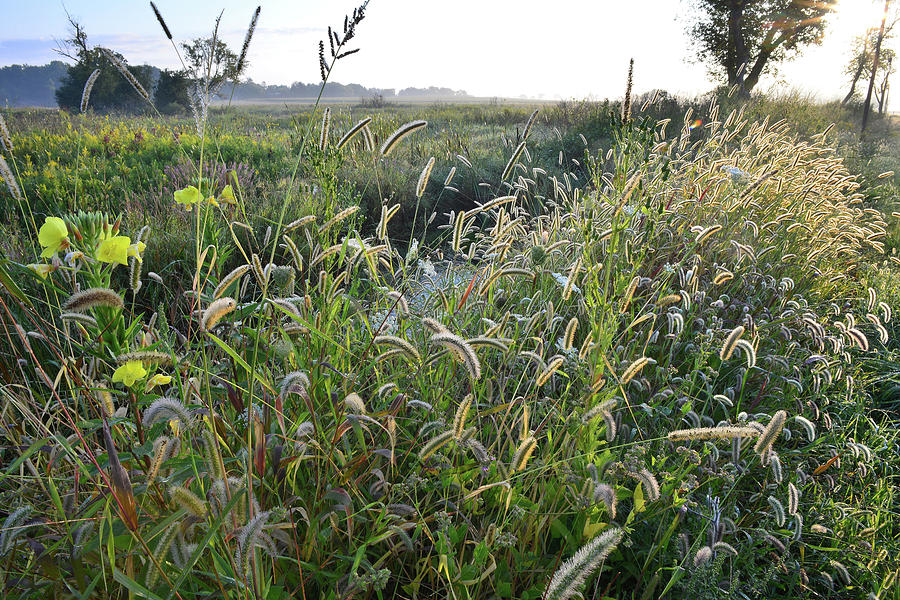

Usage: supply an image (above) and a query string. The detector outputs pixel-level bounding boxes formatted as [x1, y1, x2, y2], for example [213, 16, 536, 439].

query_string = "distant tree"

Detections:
[181, 36, 239, 91]
[154, 69, 191, 114]
[688, 0, 837, 97]
[844, 11, 899, 106]
[54, 16, 155, 113]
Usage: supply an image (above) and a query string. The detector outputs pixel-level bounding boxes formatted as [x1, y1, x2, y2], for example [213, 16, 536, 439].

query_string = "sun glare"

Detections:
[832, 0, 891, 41]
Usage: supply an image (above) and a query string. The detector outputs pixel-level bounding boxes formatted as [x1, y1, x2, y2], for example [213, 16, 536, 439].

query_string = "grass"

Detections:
[2, 29, 900, 600]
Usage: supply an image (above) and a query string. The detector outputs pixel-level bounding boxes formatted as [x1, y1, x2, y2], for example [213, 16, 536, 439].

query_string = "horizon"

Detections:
[1, 0, 898, 107]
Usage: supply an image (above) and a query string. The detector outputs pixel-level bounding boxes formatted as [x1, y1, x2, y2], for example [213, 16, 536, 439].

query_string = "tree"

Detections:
[844, 26, 897, 107]
[689, 0, 837, 97]
[181, 36, 239, 92]
[154, 69, 191, 114]
[53, 16, 155, 113]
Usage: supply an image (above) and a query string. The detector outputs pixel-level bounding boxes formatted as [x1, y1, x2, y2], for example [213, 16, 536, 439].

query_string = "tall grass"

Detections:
[0, 8, 899, 600]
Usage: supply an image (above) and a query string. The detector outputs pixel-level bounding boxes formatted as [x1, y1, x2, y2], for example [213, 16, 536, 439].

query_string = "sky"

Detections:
[1, 0, 898, 108]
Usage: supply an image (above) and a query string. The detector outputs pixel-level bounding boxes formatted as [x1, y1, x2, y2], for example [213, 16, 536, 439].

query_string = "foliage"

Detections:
[689, 0, 837, 95]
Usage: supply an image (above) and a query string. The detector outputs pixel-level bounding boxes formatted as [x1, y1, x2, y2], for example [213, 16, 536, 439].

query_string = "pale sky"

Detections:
[1, 0, 897, 107]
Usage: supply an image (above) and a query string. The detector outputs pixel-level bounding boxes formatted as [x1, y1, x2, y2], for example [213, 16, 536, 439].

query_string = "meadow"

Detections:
[2, 72, 900, 600]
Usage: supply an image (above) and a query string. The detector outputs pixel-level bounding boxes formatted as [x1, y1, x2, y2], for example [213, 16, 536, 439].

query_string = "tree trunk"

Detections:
[727, 0, 751, 97]
[863, 0, 891, 133]
[843, 34, 871, 105]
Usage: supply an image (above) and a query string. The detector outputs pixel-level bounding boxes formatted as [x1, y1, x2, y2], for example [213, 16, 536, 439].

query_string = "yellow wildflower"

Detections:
[27, 263, 54, 279]
[174, 185, 202, 210]
[146, 373, 172, 391]
[38, 216, 69, 258]
[128, 241, 146, 263]
[96, 236, 131, 266]
[219, 184, 236, 205]
[112, 361, 147, 387]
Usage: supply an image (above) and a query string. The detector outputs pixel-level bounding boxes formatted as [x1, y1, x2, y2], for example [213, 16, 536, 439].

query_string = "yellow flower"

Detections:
[219, 184, 236, 205]
[112, 361, 147, 387]
[174, 185, 202, 210]
[96, 236, 131, 266]
[146, 373, 172, 391]
[206, 196, 220, 208]
[27, 263, 54, 279]
[128, 241, 146, 263]
[38, 216, 69, 258]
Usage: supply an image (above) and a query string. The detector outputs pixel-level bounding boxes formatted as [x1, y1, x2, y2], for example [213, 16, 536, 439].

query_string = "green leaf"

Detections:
[114, 568, 165, 600]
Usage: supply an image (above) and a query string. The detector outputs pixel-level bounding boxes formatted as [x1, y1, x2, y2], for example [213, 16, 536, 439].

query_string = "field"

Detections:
[2, 87, 900, 600]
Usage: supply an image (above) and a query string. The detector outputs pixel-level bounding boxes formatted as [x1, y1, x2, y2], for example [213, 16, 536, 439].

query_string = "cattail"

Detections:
[501, 141, 526, 181]
[635, 468, 660, 501]
[0, 113, 11, 154]
[416, 156, 435, 198]
[522, 109, 539, 140]
[537, 356, 565, 387]
[0, 154, 21, 202]
[101, 48, 150, 102]
[453, 394, 473, 440]
[544, 527, 624, 600]
[719, 325, 745, 360]
[768, 496, 786, 526]
[336, 117, 372, 149]
[621, 58, 634, 123]
[202, 297, 236, 331]
[788, 482, 799, 516]
[620, 275, 640, 313]
[431, 332, 481, 381]
[754, 410, 788, 456]
[374, 335, 420, 362]
[318, 205, 359, 234]
[63, 288, 124, 312]
[419, 429, 454, 460]
[510, 436, 537, 473]
[668, 426, 759, 442]
[214, 265, 250, 299]
[318, 107, 331, 151]
[150, 2, 173, 40]
[235, 6, 261, 76]
[380, 120, 427, 156]
[620, 357, 651, 386]
[116, 351, 174, 366]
